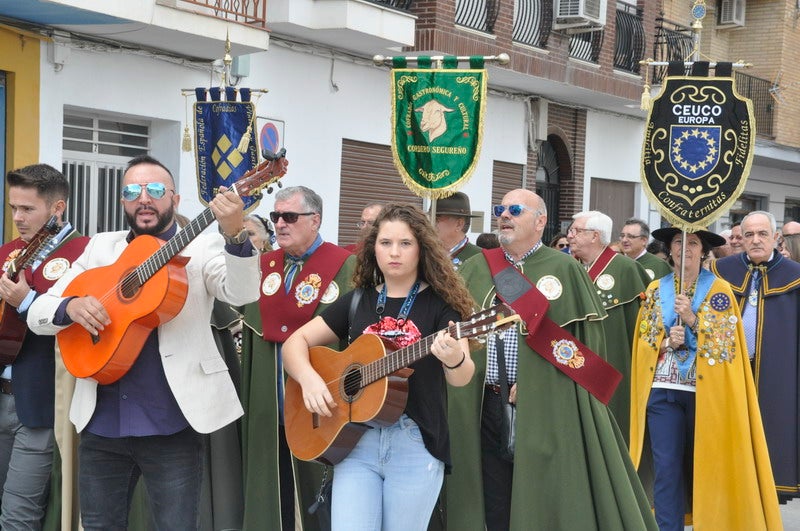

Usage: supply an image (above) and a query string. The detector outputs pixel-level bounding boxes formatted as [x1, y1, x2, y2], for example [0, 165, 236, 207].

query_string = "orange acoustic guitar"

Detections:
[57, 150, 289, 384]
[0, 215, 62, 365]
[285, 303, 520, 465]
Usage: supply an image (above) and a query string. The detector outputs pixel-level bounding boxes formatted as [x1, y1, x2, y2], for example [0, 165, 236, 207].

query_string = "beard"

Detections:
[125, 203, 176, 236]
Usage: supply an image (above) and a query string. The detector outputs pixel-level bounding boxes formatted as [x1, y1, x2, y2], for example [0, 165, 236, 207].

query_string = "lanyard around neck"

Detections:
[376, 281, 420, 324]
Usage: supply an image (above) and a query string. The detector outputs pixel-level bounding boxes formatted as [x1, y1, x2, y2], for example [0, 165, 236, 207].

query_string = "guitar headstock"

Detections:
[7, 215, 61, 279]
[235, 148, 289, 198]
[455, 303, 520, 340]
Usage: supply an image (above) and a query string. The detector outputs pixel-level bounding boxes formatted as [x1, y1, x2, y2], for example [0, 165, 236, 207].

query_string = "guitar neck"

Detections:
[135, 208, 216, 284]
[360, 324, 456, 387]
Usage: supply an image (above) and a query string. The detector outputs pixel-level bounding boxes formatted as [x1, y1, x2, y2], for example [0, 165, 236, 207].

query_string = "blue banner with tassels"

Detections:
[194, 87, 259, 208]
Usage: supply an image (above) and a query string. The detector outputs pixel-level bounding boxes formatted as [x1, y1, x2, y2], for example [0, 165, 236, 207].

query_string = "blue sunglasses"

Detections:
[121, 182, 171, 201]
[492, 204, 534, 217]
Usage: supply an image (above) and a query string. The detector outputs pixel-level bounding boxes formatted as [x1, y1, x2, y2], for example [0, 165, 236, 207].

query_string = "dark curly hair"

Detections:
[353, 203, 475, 319]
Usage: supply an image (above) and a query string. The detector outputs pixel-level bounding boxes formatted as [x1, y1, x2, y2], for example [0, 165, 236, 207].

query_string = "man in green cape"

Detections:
[568, 210, 650, 442]
[446, 189, 656, 530]
[432, 192, 482, 270]
[240, 186, 356, 530]
[621, 218, 672, 281]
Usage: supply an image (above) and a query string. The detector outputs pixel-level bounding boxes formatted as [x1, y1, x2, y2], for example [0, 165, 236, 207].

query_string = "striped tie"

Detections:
[742, 267, 762, 359]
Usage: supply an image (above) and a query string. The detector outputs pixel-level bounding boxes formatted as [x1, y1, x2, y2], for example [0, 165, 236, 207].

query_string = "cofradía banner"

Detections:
[641, 62, 755, 230]
[390, 57, 486, 199]
[194, 87, 259, 209]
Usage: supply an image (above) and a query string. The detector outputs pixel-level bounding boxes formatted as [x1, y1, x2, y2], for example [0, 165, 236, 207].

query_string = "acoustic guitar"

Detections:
[0, 216, 62, 364]
[285, 303, 520, 465]
[57, 150, 289, 384]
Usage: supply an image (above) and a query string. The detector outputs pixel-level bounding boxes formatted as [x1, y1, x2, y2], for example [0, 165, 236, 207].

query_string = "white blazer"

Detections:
[28, 230, 260, 434]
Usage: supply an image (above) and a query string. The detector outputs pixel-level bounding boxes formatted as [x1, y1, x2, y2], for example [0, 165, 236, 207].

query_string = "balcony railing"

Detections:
[455, 0, 500, 34]
[179, 0, 267, 28]
[652, 17, 693, 84]
[569, 30, 604, 63]
[735, 71, 775, 138]
[512, 0, 552, 49]
[614, 2, 644, 74]
[364, 0, 414, 10]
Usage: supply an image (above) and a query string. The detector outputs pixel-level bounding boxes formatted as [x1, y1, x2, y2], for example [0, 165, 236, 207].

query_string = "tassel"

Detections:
[237, 126, 252, 154]
[181, 125, 192, 152]
[640, 83, 651, 111]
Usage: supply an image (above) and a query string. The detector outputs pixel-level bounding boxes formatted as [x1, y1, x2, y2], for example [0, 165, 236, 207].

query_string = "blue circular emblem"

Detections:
[709, 292, 730, 312]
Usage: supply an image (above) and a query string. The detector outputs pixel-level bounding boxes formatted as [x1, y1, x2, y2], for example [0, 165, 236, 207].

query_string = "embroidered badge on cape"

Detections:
[320, 281, 340, 304]
[596, 273, 615, 291]
[551, 339, 585, 369]
[709, 292, 730, 312]
[536, 275, 563, 301]
[295, 273, 322, 307]
[262, 272, 282, 296]
[42, 258, 70, 280]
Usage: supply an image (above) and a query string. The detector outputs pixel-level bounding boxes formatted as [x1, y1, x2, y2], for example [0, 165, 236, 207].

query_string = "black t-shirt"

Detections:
[320, 285, 460, 469]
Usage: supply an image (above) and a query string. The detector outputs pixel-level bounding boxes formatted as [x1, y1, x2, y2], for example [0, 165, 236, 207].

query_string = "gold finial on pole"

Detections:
[221, 30, 233, 89]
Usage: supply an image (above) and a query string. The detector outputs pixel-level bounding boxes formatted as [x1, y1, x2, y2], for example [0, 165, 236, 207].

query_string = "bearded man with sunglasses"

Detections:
[239, 185, 356, 530]
[444, 189, 656, 530]
[27, 155, 260, 530]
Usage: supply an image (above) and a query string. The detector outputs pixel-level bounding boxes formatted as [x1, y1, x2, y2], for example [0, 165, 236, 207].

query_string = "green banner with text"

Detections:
[391, 69, 486, 199]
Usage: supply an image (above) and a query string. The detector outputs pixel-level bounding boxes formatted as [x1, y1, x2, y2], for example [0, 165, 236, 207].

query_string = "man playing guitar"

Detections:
[0, 164, 89, 529]
[26, 155, 261, 530]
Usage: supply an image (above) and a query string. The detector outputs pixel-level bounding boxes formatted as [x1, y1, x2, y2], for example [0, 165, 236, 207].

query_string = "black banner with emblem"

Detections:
[641, 64, 755, 230]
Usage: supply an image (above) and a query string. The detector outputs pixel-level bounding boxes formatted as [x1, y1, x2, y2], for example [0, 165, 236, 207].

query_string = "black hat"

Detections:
[652, 226, 726, 248]
[432, 192, 480, 218]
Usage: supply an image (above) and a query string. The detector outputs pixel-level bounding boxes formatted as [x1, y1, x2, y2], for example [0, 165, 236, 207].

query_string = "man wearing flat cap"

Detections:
[433, 192, 481, 270]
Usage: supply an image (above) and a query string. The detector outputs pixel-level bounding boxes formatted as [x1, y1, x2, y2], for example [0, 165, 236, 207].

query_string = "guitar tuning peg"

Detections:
[277, 181, 283, 189]
[266, 186, 273, 194]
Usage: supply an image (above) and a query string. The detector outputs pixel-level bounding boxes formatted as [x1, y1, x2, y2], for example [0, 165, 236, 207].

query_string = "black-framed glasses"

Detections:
[619, 232, 645, 240]
[269, 211, 315, 224]
[492, 204, 534, 217]
[121, 182, 171, 201]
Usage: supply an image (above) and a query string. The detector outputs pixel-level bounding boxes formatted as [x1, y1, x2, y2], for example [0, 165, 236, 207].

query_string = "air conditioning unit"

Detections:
[553, 0, 607, 30]
[719, 0, 746, 26]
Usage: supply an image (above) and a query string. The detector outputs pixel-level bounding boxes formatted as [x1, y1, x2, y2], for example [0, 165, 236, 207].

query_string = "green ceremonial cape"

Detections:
[240, 255, 356, 530]
[445, 246, 657, 530]
[452, 241, 482, 271]
[636, 251, 672, 281]
[591, 253, 650, 443]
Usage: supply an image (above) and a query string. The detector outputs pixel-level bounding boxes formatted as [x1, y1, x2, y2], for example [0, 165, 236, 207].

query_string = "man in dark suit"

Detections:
[0, 164, 89, 529]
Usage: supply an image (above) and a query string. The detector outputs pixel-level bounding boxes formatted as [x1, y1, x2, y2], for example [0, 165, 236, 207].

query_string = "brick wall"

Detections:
[547, 103, 587, 222]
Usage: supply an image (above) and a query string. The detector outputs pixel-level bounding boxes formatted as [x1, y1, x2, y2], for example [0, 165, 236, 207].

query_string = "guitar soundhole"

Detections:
[342, 368, 362, 402]
[119, 272, 142, 300]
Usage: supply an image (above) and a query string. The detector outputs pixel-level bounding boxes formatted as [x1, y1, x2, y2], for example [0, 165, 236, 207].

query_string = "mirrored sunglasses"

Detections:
[121, 182, 170, 201]
[269, 211, 315, 224]
[492, 204, 533, 217]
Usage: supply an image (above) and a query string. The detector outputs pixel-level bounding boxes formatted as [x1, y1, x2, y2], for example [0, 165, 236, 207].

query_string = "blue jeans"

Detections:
[331, 414, 444, 531]
[78, 428, 203, 531]
[647, 388, 696, 531]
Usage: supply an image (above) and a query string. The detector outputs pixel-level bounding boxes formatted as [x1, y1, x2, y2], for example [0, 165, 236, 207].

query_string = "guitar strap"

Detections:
[482, 248, 621, 405]
[28, 232, 90, 292]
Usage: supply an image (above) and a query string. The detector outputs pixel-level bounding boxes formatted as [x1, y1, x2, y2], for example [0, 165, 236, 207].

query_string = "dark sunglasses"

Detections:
[121, 182, 171, 201]
[557, 243, 568, 249]
[492, 204, 534, 217]
[269, 211, 315, 224]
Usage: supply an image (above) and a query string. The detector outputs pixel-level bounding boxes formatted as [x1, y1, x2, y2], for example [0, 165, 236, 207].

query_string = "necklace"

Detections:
[673, 274, 698, 300]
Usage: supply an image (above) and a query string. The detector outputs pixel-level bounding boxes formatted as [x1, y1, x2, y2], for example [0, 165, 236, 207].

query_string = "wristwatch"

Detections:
[223, 228, 248, 245]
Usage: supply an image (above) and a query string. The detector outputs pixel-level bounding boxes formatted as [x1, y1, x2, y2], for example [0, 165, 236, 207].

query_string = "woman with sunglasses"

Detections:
[630, 227, 781, 530]
[548, 232, 569, 252]
[283, 203, 476, 530]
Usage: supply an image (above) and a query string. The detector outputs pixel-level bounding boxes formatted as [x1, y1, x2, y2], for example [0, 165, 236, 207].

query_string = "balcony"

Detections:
[569, 30, 604, 63]
[652, 17, 693, 84]
[0, 0, 269, 60]
[455, 0, 499, 34]
[736, 71, 775, 138]
[613, 2, 644, 74]
[512, 0, 552, 49]
[267, 0, 416, 56]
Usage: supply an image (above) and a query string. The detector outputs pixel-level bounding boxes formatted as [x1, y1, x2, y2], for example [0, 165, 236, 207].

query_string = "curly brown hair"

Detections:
[353, 203, 475, 319]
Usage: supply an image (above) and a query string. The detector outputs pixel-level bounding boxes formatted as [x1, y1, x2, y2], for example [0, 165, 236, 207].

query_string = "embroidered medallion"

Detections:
[645, 268, 656, 280]
[261, 272, 281, 296]
[536, 275, 562, 301]
[43, 258, 69, 280]
[596, 273, 615, 291]
[2, 249, 21, 273]
[320, 280, 340, 304]
[295, 273, 322, 307]
[709, 292, 730, 312]
[269, 260, 276, 268]
[551, 339, 585, 369]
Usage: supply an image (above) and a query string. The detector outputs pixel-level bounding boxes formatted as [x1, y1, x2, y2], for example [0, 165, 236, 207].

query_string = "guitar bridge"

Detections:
[312, 412, 319, 429]
[90, 333, 100, 345]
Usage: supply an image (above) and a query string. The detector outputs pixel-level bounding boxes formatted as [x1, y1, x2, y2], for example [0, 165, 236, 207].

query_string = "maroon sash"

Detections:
[259, 243, 351, 342]
[483, 248, 621, 405]
[586, 246, 617, 282]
